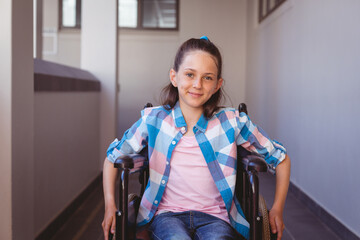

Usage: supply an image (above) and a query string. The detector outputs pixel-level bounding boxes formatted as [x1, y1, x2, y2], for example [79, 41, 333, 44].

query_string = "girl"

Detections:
[102, 36, 291, 240]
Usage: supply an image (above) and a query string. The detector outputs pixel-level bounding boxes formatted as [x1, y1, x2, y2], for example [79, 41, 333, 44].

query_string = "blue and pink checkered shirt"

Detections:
[107, 102, 286, 240]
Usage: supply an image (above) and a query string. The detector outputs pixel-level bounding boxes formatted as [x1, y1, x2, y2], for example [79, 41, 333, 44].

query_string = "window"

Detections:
[59, 0, 81, 29]
[259, 0, 287, 23]
[59, 0, 178, 30]
[118, 0, 179, 30]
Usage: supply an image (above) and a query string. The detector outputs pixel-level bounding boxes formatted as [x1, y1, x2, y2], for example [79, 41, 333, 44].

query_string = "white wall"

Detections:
[117, 31, 178, 134]
[0, 0, 13, 238]
[34, 92, 100, 235]
[42, 0, 81, 68]
[81, 0, 118, 167]
[246, 0, 360, 236]
[117, 0, 248, 136]
[0, 0, 34, 238]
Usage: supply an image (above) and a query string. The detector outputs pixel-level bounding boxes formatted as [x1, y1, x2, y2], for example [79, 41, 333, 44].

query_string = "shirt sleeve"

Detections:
[235, 111, 286, 168]
[106, 109, 148, 163]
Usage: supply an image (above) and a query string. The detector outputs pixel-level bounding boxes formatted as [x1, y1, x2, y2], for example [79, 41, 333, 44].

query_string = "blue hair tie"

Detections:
[200, 36, 209, 41]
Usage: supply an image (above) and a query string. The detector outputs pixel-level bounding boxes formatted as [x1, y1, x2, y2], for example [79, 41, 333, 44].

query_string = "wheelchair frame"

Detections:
[111, 104, 273, 240]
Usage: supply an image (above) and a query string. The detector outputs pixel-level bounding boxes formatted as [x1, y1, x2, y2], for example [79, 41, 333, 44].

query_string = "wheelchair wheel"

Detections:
[128, 193, 141, 240]
[259, 195, 271, 240]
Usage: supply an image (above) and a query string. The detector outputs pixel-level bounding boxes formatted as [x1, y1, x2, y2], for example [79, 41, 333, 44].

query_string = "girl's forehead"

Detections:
[181, 50, 218, 69]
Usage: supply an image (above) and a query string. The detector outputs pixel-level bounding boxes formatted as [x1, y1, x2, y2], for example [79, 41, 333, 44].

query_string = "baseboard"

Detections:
[35, 173, 102, 240]
[289, 182, 359, 240]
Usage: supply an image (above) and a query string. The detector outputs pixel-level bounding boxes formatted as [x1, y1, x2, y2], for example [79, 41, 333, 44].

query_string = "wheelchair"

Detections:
[110, 103, 275, 240]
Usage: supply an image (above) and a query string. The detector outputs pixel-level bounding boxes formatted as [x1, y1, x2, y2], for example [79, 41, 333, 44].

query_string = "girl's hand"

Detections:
[270, 155, 290, 240]
[269, 207, 285, 240]
[102, 158, 119, 239]
[102, 204, 117, 240]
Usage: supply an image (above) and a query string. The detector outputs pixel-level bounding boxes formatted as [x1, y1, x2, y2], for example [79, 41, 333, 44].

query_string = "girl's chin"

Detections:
[181, 101, 206, 110]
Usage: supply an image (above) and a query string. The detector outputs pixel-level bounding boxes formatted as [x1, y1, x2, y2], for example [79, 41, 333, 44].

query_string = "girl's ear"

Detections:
[169, 69, 177, 87]
[214, 78, 223, 93]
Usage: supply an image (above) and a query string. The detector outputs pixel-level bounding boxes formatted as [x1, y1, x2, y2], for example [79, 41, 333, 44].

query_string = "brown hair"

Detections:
[160, 37, 224, 118]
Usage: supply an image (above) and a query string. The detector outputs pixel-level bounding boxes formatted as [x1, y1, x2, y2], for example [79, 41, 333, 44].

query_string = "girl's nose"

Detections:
[193, 78, 202, 88]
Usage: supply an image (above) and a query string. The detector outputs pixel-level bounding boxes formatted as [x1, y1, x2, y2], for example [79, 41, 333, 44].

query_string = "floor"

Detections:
[256, 173, 341, 240]
[51, 172, 342, 240]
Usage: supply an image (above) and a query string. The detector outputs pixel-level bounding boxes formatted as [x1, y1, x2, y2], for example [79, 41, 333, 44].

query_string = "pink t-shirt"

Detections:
[156, 135, 229, 223]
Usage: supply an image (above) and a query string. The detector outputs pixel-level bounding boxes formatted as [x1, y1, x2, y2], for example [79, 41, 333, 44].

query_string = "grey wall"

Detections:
[34, 92, 100, 235]
[117, 0, 248, 136]
[246, 0, 360, 236]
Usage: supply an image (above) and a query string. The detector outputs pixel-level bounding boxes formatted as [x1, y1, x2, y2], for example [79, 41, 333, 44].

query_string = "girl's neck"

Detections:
[179, 103, 203, 132]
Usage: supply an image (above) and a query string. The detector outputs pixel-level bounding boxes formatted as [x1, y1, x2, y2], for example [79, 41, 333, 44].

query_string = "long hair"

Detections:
[160, 38, 224, 118]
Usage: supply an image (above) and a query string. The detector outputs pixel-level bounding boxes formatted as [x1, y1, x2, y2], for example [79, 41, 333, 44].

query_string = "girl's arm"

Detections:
[101, 110, 150, 239]
[101, 157, 119, 240]
[269, 154, 291, 240]
[235, 111, 290, 239]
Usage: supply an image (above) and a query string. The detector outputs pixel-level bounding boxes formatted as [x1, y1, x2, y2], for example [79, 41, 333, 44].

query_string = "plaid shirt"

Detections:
[107, 102, 286, 240]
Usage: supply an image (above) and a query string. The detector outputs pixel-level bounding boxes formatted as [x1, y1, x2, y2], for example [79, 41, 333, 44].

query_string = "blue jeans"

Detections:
[148, 211, 244, 240]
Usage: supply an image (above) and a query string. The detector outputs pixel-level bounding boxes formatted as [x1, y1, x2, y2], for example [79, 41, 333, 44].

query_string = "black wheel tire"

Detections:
[259, 195, 271, 240]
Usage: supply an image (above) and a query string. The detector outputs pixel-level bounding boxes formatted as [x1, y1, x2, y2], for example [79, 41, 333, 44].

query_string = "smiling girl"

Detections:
[102, 36, 290, 240]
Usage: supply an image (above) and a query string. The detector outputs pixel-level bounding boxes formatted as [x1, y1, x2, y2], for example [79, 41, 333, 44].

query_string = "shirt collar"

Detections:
[173, 102, 187, 128]
[172, 101, 209, 133]
[195, 113, 208, 133]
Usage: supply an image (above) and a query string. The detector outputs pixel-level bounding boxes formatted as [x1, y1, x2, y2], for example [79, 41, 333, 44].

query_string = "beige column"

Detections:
[0, 0, 34, 239]
[81, 0, 118, 167]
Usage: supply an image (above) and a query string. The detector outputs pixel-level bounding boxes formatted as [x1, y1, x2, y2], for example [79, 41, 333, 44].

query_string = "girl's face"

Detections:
[170, 50, 223, 114]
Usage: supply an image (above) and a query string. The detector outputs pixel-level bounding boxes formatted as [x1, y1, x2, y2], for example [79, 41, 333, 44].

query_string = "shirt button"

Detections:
[161, 180, 166, 184]
[181, 127, 186, 133]
[166, 161, 169, 165]
[171, 140, 176, 145]
[154, 200, 158, 204]
[146, 217, 150, 221]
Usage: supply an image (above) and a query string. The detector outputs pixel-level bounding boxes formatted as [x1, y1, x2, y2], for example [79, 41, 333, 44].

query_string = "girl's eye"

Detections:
[204, 76, 213, 81]
[186, 73, 194, 78]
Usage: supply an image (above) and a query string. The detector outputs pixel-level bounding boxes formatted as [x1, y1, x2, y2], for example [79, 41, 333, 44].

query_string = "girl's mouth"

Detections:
[188, 92, 203, 97]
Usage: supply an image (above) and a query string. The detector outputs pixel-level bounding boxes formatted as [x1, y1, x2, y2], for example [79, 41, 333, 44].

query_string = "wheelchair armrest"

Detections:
[114, 154, 148, 173]
[241, 154, 268, 172]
